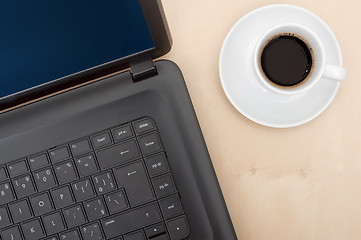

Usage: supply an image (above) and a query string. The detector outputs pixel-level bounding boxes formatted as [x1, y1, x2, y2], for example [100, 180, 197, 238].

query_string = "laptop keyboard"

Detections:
[0, 118, 189, 240]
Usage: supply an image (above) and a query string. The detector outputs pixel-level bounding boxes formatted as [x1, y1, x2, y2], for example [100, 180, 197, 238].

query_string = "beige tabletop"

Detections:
[161, 0, 360, 239]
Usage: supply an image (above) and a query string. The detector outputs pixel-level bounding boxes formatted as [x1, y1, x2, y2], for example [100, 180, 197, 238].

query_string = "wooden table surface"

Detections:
[161, 0, 360, 239]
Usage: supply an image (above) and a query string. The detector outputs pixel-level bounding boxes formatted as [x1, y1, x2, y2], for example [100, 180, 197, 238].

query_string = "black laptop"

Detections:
[0, 1, 237, 240]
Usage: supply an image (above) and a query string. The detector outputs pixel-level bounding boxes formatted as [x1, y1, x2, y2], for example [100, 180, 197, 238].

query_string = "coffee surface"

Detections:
[260, 34, 313, 87]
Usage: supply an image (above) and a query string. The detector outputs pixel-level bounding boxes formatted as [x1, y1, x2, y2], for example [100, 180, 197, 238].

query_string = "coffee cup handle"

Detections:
[322, 64, 348, 82]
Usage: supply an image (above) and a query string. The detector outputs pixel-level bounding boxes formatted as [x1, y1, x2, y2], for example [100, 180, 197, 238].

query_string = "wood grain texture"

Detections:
[161, 0, 360, 239]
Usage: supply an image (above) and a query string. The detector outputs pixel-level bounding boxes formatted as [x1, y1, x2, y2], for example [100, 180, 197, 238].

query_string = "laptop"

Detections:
[0, 1, 237, 240]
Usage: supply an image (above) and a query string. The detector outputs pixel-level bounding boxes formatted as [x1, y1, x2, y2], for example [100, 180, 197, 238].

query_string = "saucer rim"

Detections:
[219, 4, 343, 128]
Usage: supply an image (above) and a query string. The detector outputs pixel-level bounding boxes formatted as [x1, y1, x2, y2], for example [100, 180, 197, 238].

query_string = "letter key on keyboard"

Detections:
[43, 212, 65, 235]
[9, 200, 32, 223]
[21, 219, 45, 240]
[30, 193, 54, 216]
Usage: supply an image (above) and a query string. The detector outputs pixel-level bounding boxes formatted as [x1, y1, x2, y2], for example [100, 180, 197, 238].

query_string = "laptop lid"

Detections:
[0, 0, 171, 112]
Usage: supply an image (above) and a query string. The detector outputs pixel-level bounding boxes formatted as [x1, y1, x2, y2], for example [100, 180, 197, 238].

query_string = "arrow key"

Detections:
[145, 223, 166, 239]
[124, 230, 145, 240]
[151, 234, 169, 240]
[166, 216, 190, 240]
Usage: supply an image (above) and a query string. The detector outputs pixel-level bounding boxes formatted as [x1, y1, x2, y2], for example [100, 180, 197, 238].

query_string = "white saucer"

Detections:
[219, 4, 344, 128]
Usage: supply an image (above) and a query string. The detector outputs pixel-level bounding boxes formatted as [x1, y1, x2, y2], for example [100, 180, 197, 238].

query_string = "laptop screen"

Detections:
[0, 1, 154, 99]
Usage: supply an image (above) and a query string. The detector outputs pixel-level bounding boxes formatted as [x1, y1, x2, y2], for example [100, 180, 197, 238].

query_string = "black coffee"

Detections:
[260, 33, 314, 88]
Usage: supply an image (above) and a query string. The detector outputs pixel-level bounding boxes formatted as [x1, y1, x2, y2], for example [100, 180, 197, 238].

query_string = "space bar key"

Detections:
[101, 202, 162, 239]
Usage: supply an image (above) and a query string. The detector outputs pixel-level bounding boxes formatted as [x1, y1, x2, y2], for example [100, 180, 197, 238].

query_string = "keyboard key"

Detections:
[133, 118, 155, 134]
[0, 206, 11, 228]
[152, 235, 169, 240]
[81, 222, 104, 240]
[93, 171, 116, 195]
[145, 154, 169, 177]
[60, 229, 81, 240]
[30, 193, 54, 216]
[84, 197, 108, 221]
[71, 178, 95, 201]
[0, 167, 8, 181]
[96, 140, 141, 170]
[51, 186, 74, 209]
[124, 230, 146, 240]
[45, 237, 59, 240]
[28, 154, 49, 170]
[138, 133, 162, 156]
[159, 195, 184, 220]
[8, 160, 28, 177]
[63, 204, 86, 228]
[152, 174, 176, 198]
[75, 154, 98, 177]
[114, 161, 154, 206]
[22, 218, 45, 240]
[43, 212, 65, 235]
[34, 168, 57, 191]
[112, 125, 133, 141]
[13, 175, 36, 198]
[45, 236, 59, 240]
[1, 226, 22, 240]
[105, 190, 128, 214]
[70, 139, 91, 156]
[9, 199, 32, 223]
[0, 182, 15, 205]
[49, 146, 70, 164]
[166, 216, 189, 240]
[101, 202, 162, 239]
[145, 223, 166, 238]
[54, 161, 78, 184]
[91, 132, 112, 149]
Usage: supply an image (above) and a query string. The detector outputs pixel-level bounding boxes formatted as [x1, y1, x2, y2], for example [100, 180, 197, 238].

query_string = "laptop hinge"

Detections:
[130, 55, 158, 82]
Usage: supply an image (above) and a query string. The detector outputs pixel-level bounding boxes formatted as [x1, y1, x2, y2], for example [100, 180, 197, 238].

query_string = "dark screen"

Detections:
[0, 1, 154, 99]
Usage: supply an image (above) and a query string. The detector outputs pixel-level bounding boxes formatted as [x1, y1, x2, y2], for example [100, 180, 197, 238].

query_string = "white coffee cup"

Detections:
[253, 23, 347, 95]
